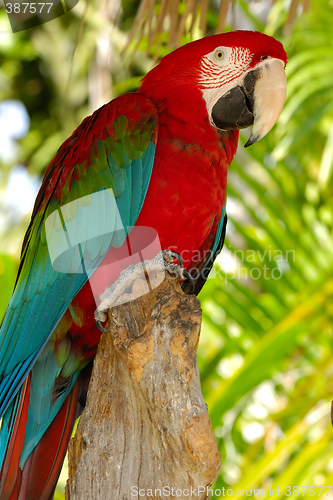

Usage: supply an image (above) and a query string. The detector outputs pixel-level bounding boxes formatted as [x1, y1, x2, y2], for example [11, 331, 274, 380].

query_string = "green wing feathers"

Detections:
[0, 93, 159, 418]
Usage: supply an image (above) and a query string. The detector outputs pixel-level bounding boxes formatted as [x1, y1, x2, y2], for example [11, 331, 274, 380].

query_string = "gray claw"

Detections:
[168, 250, 183, 268]
[95, 319, 109, 333]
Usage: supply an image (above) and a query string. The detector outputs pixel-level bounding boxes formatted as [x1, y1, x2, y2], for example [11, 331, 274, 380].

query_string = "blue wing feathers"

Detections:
[131, 159, 143, 223]
[21, 372, 80, 466]
[0, 94, 158, 471]
[141, 142, 155, 204]
[211, 204, 226, 260]
[107, 155, 126, 197]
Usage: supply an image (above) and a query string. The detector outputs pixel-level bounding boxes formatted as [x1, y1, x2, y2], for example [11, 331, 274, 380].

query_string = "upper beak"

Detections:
[211, 58, 287, 147]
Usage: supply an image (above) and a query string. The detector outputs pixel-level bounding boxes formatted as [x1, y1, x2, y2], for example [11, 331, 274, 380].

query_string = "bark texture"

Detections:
[66, 272, 220, 500]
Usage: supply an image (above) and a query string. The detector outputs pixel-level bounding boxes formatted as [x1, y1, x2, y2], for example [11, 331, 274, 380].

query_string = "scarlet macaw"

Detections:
[0, 31, 287, 499]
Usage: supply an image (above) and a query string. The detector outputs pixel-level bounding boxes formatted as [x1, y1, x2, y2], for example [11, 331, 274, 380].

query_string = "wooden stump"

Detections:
[66, 272, 220, 500]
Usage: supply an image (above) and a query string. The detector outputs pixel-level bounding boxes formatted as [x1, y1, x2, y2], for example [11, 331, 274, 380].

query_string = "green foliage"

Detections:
[197, 1, 333, 494]
[0, 254, 17, 318]
[274, 0, 333, 189]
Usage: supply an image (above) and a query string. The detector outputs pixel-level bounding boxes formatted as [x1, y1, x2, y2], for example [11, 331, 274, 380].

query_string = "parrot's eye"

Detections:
[214, 49, 225, 61]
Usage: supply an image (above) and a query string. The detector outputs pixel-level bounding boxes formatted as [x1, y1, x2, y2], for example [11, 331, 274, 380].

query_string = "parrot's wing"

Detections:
[182, 201, 227, 296]
[0, 93, 158, 418]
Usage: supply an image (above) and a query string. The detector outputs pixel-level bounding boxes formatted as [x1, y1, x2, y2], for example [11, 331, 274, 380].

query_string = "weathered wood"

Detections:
[66, 272, 220, 500]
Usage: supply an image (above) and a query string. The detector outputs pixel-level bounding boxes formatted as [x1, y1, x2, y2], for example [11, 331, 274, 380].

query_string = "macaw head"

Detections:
[139, 31, 287, 147]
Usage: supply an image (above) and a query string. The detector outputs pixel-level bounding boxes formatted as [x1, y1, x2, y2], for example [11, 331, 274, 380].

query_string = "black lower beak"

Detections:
[211, 85, 254, 131]
[211, 68, 260, 132]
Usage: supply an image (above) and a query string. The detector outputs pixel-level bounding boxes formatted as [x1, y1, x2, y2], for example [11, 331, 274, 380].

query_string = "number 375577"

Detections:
[5, 3, 53, 14]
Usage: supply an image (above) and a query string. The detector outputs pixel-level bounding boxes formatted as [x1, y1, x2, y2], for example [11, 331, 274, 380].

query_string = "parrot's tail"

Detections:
[0, 375, 82, 500]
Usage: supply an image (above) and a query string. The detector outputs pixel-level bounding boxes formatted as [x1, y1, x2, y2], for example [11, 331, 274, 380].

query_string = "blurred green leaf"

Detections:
[0, 254, 17, 319]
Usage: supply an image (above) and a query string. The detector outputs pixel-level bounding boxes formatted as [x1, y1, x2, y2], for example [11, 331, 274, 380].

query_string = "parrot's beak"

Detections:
[211, 58, 287, 147]
[244, 59, 287, 147]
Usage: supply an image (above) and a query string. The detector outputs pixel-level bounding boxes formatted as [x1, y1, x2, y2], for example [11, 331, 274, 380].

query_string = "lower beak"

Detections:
[211, 58, 287, 147]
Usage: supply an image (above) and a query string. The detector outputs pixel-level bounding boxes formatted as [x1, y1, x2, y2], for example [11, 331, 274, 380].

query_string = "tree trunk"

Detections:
[65, 272, 221, 500]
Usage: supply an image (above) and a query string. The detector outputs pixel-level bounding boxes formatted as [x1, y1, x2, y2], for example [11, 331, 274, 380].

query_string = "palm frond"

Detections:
[126, 0, 311, 55]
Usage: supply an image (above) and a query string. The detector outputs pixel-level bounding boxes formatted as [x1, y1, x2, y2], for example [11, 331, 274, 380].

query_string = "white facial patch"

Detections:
[198, 46, 253, 127]
[198, 46, 253, 89]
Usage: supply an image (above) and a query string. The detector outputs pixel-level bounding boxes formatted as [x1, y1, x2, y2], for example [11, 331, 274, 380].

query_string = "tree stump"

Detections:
[65, 272, 221, 500]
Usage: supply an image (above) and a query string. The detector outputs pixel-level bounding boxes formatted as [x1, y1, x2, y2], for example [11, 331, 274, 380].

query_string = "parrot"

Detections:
[0, 30, 287, 499]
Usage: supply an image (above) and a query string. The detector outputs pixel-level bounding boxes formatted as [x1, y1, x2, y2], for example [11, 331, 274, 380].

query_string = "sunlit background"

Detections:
[0, 0, 333, 498]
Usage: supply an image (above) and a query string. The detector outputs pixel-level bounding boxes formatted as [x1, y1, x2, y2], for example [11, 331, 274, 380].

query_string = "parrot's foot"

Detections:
[94, 250, 193, 333]
[162, 250, 196, 292]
